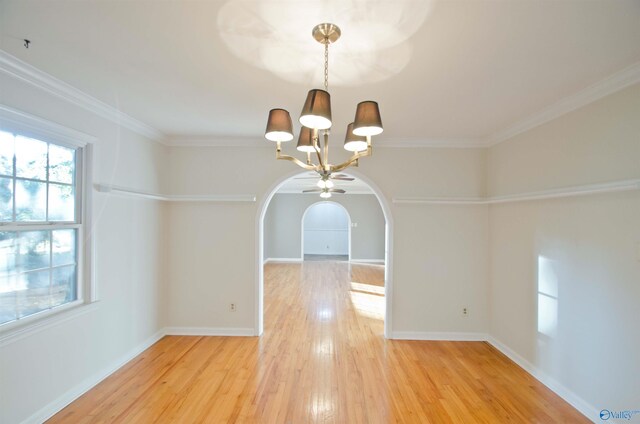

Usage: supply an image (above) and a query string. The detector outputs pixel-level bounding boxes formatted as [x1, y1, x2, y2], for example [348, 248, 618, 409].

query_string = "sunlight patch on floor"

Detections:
[350, 281, 385, 295]
[349, 281, 385, 320]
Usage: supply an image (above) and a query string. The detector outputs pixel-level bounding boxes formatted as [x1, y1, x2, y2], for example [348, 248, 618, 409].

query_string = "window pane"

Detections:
[15, 136, 47, 180]
[0, 231, 17, 275]
[18, 231, 50, 273]
[52, 229, 76, 267]
[49, 144, 75, 184]
[15, 179, 46, 221]
[0, 275, 18, 325]
[0, 132, 83, 326]
[48, 183, 75, 221]
[0, 131, 14, 176]
[16, 270, 51, 318]
[52, 265, 76, 307]
[0, 176, 13, 222]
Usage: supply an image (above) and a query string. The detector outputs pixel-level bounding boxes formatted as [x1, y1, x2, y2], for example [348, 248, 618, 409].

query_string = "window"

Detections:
[0, 126, 88, 329]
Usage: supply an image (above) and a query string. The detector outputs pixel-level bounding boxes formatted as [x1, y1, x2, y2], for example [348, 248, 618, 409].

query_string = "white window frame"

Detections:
[0, 105, 96, 345]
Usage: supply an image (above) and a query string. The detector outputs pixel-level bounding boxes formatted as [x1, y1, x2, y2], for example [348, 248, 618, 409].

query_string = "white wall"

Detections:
[165, 146, 489, 336]
[0, 71, 168, 423]
[264, 194, 385, 261]
[487, 83, 640, 413]
[393, 203, 489, 335]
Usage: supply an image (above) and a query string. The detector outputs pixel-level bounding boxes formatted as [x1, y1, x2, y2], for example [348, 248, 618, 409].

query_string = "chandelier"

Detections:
[264, 23, 383, 197]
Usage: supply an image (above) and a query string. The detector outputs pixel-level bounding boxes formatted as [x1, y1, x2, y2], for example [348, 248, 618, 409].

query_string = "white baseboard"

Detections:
[21, 329, 165, 424]
[164, 326, 256, 337]
[350, 259, 385, 264]
[264, 257, 303, 264]
[486, 336, 598, 423]
[390, 331, 488, 341]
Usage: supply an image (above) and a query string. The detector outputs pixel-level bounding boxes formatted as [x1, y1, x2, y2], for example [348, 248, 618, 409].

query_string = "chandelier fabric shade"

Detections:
[353, 101, 383, 136]
[265, 109, 294, 142]
[296, 126, 316, 152]
[299, 89, 332, 130]
[343, 123, 368, 152]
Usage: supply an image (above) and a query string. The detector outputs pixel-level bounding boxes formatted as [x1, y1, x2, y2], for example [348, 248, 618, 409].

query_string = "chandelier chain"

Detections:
[324, 38, 329, 92]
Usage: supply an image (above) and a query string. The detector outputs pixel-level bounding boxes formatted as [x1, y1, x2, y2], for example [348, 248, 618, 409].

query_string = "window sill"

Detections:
[0, 300, 99, 347]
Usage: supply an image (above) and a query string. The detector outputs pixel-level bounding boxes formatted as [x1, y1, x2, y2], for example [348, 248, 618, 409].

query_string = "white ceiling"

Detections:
[1, 0, 639, 145]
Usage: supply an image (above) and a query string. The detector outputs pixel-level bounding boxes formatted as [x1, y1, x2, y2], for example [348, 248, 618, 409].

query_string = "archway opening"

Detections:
[256, 170, 394, 338]
[301, 201, 351, 262]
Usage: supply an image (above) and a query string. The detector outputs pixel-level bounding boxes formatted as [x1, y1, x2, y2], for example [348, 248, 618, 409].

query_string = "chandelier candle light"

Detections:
[264, 23, 383, 198]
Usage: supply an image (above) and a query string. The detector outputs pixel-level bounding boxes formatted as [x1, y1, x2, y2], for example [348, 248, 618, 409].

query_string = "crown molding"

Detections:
[0, 50, 166, 143]
[166, 136, 486, 149]
[165, 136, 268, 148]
[487, 61, 640, 146]
[374, 137, 486, 148]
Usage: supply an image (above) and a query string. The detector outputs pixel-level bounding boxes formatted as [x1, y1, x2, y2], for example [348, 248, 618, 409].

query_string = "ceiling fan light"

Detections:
[296, 126, 316, 152]
[317, 179, 326, 188]
[344, 122, 369, 152]
[320, 191, 332, 199]
[265, 109, 294, 142]
[353, 101, 383, 136]
[325, 179, 334, 188]
[300, 89, 332, 130]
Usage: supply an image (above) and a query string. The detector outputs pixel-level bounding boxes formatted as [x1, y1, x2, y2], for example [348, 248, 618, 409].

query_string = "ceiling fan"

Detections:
[295, 170, 354, 198]
[303, 187, 346, 199]
[295, 172, 354, 181]
[295, 171, 354, 189]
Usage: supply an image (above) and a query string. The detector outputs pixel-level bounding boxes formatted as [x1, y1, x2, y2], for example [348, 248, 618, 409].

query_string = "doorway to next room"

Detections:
[302, 201, 350, 262]
[259, 170, 392, 337]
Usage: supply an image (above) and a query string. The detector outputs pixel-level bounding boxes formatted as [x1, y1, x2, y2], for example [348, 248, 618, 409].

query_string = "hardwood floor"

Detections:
[48, 262, 588, 423]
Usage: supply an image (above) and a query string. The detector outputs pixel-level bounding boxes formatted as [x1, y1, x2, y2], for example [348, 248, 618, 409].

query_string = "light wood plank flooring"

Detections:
[49, 262, 588, 423]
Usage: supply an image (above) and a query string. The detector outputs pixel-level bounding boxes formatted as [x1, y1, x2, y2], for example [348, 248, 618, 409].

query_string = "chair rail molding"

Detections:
[94, 183, 256, 202]
[393, 179, 640, 205]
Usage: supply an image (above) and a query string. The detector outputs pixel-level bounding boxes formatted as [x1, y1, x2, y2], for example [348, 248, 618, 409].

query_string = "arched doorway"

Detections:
[256, 169, 394, 338]
[301, 201, 351, 261]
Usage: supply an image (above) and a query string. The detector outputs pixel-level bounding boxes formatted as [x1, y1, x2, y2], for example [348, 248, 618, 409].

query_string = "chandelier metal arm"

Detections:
[330, 146, 373, 173]
[313, 132, 325, 169]
[276, 142, 318, 171]
[323, 131, 330, 172]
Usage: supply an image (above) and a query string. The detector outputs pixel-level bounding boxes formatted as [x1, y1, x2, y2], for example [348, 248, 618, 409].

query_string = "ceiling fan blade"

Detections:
[329, 189, 346, 194]
[302, 189, 322, 193]
[331, 177, 355, 181]
[294, 177, 319, 180]
[332, 174, 351, 178]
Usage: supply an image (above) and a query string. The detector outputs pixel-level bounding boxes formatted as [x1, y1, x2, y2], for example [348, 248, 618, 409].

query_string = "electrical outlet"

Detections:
[462, 307, 468, 317]
[230, 303, 236, 312]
